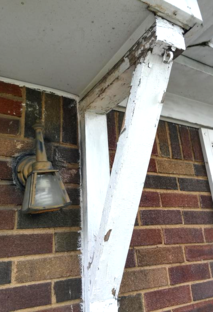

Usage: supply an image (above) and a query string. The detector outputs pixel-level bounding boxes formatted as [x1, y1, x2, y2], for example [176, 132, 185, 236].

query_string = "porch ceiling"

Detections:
[0, 0, 150, 96]
[0, 0, 213, 105]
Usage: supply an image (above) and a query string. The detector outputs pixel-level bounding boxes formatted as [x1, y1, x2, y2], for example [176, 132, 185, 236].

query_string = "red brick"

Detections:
[141, 210, 182, 225]
[183, 211, 213, 224]
[144, 285, 191, 311]
[169, 263, 210, 285]
[136, 246, 184, 267]
[190, 128, 204, 161]
[0, 185, 23, 205]
[157, 121, 170, 157]
[66, 187, 80, 205]
[161, 193, 199, 208]
[0, 283, 51, 311]
[39, 304, 81, 312]
[0, 137, 34, 157]
[62, 98, 78, 145]
[0, 210, 15, 230]
[53, 145, 79, 165]
[185, 245, 213, 261]
[140, 191, 160, 207]
[168, 123, 182, 159]
[173, 300, 213, 312]
[0, 234, 53, 258]
[107, 111, 117, 150]
[145, 175, 178, 190]
[200, 195, 213, 209]
[0, 117, 20, 135]
[194, 164, 207, 177]
[119, 294, 143, 312]
[152, 139, 158, 156]
[58, 167, 80, 184]
[130, 229, 162, 247]
[179, 126, 193, 161]
[0, 161, 12, 180]
[204, 228, 213, 242]
[192, 280, 213, 301]
[210, 263, 213, 276]
[54, 278, 81, 302]
[0, 81, 22, 97]
[25, 88, 42, 138]
[179, 178, 210, 192]
[125, 249, 135, 268]
[120, 268, 168, 293]
[157, 160, 194, 175]
[148, 159, 157, 172]
[16, 255, 80, 283]
[0, 97, 22, 117]
[164, 228, 203, 244]
[45, 93, 61, 143]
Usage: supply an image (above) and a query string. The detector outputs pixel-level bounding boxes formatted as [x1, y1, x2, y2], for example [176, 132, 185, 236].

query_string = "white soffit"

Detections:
[0, 0, 150, 95]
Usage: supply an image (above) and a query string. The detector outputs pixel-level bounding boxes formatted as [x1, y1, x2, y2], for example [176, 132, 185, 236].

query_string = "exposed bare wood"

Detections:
[79, 17, 185, 115]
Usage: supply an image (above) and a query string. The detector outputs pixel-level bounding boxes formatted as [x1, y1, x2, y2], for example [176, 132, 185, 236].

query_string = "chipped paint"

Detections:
[104, 229, 112, 242]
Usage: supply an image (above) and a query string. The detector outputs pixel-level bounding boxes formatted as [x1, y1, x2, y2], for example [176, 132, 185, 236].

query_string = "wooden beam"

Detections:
[88, 17, 185, 311]
[80, 112, 110, 310]
[79, 17, 185, 115]
[141, 0, 202, 30]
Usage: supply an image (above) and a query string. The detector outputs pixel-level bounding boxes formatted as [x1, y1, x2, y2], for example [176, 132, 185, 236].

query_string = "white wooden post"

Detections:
[87, 17, 185, 312]
[80, 112, 110, 309]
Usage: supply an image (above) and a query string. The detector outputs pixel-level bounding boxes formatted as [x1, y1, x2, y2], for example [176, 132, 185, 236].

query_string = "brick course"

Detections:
[161, 193, 199, 208]
[0, 234, 53, 258]
[120, 268, 168, 293]
[136, 246, 184, 267]
[169, 263, 210, 285]
[144, 286, 191, 311]
[131, 229, 162, 246]
[15, 255, 80, 283]
[0, 283, 51, 311]
[164, 228, 204, 244]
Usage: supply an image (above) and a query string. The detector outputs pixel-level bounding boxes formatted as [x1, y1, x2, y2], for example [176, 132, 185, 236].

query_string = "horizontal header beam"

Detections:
[141, 0, 202, 29]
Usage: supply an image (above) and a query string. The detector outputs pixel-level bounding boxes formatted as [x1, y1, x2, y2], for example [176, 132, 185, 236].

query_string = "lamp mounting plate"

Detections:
[16, 155, 36, 186]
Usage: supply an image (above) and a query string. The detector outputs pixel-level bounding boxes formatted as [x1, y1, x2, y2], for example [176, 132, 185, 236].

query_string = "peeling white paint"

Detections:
[81, 15, 186, 312]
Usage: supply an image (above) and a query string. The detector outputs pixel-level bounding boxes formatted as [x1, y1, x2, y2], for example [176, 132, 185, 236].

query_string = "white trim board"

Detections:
[175, 55, 213, 78]
[118, 92, 213, 130]
[0, 76, 79, 101]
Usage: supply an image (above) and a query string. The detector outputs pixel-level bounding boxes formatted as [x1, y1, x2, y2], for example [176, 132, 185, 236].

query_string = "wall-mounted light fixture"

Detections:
[15, 121, 71, 214]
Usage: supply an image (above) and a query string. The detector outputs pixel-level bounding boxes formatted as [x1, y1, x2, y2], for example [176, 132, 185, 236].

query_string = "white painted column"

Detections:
[80, 112, 110, 310]
[88, 18, 185, 312]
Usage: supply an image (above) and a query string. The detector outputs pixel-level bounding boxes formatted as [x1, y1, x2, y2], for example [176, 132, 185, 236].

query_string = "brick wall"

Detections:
[0, 81, 81, 312]
[107, 111, 213, 312]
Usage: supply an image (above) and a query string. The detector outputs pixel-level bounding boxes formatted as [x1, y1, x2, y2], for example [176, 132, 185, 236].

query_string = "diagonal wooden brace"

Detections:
[87, 17, 185, 312]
